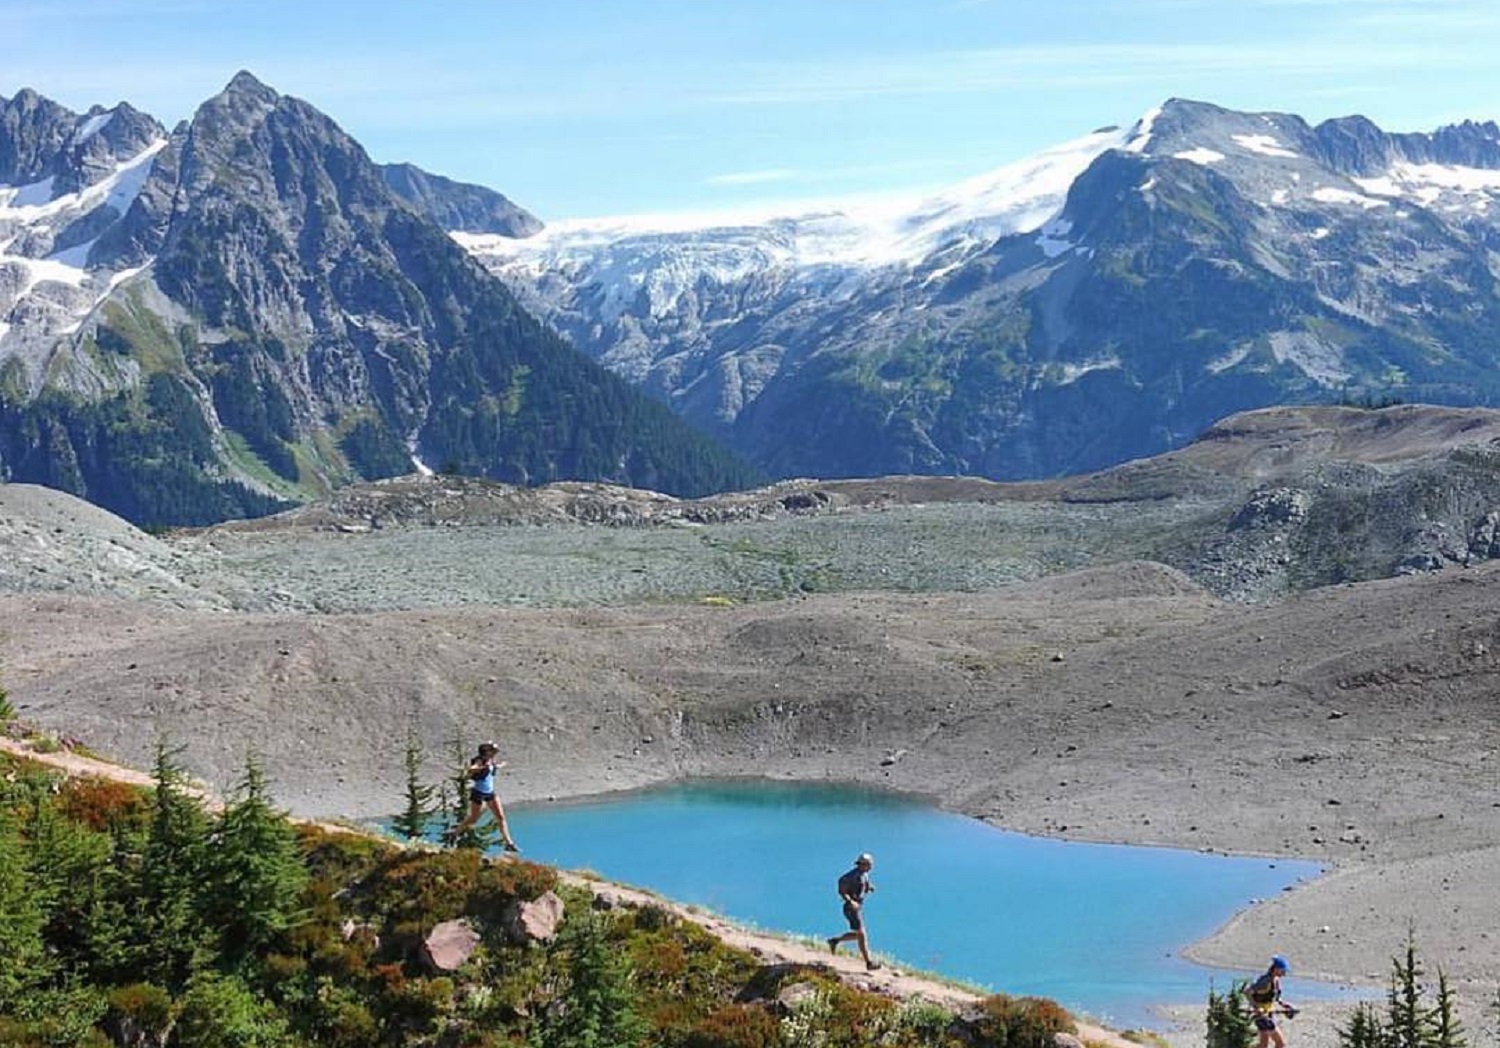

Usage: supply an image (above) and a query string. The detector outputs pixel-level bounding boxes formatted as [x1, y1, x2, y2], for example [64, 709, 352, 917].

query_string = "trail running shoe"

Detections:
[827, 937, 839, 954]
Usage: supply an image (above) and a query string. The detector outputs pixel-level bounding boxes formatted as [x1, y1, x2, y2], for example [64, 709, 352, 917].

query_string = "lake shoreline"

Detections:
[488, 765, 1500, 1027]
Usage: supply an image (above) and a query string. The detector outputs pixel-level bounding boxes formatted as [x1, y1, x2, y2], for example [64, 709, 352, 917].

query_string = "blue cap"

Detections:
[1271, 955, 1289, 973]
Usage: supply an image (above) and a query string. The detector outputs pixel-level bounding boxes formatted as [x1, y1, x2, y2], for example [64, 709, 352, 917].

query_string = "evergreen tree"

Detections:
[1337, 1003, 1386, 1048]
[391, 730, 436, 841]
[206, 756, 309, 964]
[0, 811, 49, 1009]
[19, 800, 114, 982]
[1387, 933, 1437, 1048]
[134, 739, 213, 991]
[1432, 970, 1466, 1048]
[535, 909, 646, 1048]
[1206, 981, 1255, 1048]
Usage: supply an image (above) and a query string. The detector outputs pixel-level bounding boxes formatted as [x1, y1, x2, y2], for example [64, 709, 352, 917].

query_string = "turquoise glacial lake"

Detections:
[485, 781, 1333, 1028]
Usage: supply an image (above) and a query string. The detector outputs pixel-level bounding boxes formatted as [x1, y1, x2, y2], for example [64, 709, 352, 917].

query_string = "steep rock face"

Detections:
[380, 162, 542, 237]
[0, 74, 758, 526]
[472, 99, 1500, 482]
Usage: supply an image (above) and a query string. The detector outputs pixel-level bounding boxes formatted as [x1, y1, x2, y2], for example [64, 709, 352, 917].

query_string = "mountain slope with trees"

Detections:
[0, 74, 758, 528]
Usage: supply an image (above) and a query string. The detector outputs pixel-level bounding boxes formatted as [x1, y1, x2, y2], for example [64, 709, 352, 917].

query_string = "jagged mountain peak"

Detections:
[189, 70, 284, 141]
[223, 68, 279, 102]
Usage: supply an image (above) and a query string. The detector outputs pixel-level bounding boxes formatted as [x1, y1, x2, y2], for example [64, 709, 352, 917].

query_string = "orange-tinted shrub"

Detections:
[56, 777, 147, 831]
[683, 1003, 782, 1048]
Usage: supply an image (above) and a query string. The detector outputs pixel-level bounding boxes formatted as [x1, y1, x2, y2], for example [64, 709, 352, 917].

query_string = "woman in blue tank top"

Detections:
[442, 741, 520, 852]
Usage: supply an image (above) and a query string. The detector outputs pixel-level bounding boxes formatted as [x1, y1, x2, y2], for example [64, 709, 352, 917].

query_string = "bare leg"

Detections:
[450, 799, 484, 835]
[486, 795, 519, 850]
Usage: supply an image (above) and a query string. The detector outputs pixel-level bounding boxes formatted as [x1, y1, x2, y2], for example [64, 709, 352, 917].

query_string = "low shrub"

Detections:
[57, 777, 149, 832]
[684, 1003, 782, 1048]
[106, 982, 177, 1046]
[971, 993, 1075, 1048]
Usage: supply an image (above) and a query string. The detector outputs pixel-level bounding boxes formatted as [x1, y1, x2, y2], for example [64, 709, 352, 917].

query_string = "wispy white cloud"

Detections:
[705, 169, 800, 186]
[709, 39, 1494, 107]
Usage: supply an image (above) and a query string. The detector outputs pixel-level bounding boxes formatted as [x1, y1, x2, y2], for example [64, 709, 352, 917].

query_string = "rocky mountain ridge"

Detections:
[0, 73, 758, 527]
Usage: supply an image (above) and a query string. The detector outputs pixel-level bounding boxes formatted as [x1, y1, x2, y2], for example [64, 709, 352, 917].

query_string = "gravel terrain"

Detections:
[4, 403, 1500, 1035]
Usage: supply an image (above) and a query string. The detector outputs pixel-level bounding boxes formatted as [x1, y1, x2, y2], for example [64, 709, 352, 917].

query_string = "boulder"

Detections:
[421, 918, 481, 972]
[775, 981, 822, 1012]
[505, 890, 565, 944]
[1054, 1034, 1085, 1048]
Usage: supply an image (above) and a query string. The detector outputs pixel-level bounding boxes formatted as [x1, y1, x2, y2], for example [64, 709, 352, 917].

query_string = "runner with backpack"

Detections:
[1245, 955, 1298, 1048]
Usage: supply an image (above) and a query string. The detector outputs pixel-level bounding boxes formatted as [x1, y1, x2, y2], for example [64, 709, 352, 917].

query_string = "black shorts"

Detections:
[1254, 1016, 1278, 1032]
[470, 789, 495, 806]
[842, 900, 863, 931]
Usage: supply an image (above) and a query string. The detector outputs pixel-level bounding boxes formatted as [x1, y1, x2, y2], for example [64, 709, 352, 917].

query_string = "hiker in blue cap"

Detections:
[1245, 955, 1298, 1048]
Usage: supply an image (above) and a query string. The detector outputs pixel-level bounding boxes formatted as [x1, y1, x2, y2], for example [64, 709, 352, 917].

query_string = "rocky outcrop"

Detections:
[381, 162, 542, 237]
[504, 890, 564, 944]
[422, 919, 481, 972]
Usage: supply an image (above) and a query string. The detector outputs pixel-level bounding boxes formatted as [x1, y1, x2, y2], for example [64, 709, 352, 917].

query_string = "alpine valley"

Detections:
[6, 75, 1500, 526]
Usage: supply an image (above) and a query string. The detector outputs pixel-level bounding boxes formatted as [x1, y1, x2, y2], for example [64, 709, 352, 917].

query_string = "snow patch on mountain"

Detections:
[1, 137, 168, 371]
[1035, 218, 1074, 258]
[72, 111, 114, 145]
[1173, 148, 1227, 165]
[1125, 106, 1162, 154]
[1310, 186, 1388, 209]
[1352, 162, 1500, 213]
[1232, 134, 1299, 159]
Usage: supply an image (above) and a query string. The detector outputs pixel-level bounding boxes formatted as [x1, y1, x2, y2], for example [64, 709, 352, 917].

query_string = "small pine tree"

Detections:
[391, 730, 436, 841]
[206, 756, 309, 963]
[1207, 981, 1255, 1048]
[535, 909, 647, 1048]
[1338, 1003, 1386, 1048]
[0, 811, 49, 1008]
[134, 739, 213, 991]
[1387, 933, 1437, 1048]
[1431, 970, 1466, 1048]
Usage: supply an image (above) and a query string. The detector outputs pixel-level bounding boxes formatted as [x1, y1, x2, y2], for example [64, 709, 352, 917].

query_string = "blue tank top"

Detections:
[473, 760, 496, 796]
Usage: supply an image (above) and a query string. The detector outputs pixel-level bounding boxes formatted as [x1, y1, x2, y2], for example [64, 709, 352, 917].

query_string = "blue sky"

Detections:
[2, 0, 1498, 221]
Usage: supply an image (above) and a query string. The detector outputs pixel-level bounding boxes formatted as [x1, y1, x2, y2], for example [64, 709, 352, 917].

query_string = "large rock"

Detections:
[505, 890, 565, 944]
[421, 918, 481, 972]
[774, 981, 822, 1012]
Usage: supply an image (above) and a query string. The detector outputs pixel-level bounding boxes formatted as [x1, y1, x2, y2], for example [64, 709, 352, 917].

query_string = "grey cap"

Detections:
[856, 852, 874, 866]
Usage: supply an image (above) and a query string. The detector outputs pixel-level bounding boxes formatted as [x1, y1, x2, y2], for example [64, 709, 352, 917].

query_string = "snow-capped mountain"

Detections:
[464, 99, 1500, 480]
[0, 75, 756, 527]
[0, 93, 168, 392]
